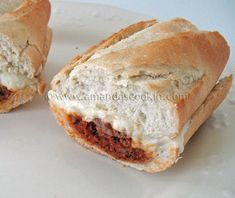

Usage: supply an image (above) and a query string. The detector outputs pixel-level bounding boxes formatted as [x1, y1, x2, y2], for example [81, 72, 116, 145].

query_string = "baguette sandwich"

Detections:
[48, 18, 232, 172]
[0, 0, 52, 113]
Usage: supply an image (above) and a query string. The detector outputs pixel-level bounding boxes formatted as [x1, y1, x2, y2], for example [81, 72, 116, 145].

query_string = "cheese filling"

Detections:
[0, 70, 37, 90]
[49, 90, 191, 155]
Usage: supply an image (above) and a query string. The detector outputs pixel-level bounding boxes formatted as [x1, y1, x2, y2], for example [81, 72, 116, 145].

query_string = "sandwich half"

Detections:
[0, 0, 52, 113]
[48, 18, 232, 172]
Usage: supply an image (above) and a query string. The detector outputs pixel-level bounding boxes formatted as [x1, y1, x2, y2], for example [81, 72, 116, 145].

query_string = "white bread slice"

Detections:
[0, 0, 52, 113]
[49, 18, 232, 172]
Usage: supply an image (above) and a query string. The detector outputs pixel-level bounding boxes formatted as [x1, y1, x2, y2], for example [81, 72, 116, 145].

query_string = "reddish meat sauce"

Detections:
[69, 115, 150, 163]
[0, 85, 12, 101]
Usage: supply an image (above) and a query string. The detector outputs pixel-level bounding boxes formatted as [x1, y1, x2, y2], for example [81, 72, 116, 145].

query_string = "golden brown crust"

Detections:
[86, 30, 230, 136]
[51, 19, 229, 137]
[184, 75, 233, 145]
[0, 0, 51, 77]
[49, 75, 233, 173]
[81, 20, 157, 62]
[43, 27, 52, 66]
[37, 27, 53, 95]
[51, 20, 157, 88]
[0, 86, 36, 113]
[146, 76, 233, 173]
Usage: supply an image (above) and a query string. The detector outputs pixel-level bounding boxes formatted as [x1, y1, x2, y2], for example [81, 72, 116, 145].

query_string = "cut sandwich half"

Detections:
[0, 0, 52, 113]
[48, 18, 232, 172]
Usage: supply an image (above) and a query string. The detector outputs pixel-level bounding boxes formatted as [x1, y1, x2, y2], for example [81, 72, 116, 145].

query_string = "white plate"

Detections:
[1, 1, 235, 198]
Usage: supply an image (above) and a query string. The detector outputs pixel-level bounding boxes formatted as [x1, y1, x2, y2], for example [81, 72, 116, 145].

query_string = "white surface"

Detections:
[77, 0, 235, 62]
[0, 1, 235, 198]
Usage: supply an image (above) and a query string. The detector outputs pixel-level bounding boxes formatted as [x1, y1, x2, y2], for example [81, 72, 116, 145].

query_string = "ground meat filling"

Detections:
[69, 115, 151, 163]
[0, 85, 12, 101]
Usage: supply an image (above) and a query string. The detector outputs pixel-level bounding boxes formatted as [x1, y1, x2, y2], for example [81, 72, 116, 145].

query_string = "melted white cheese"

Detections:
[48, 90, 191, 153]
[0, 71, 37, 89]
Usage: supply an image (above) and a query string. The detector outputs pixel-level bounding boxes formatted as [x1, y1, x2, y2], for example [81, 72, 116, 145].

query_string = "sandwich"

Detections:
[0, 0, 52, 113]
[48, 18, 232, 172]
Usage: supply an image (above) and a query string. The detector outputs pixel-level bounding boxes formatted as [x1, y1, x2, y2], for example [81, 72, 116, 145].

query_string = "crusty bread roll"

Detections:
[48, 18, 232, 172]
[0, 0, 52, 113]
